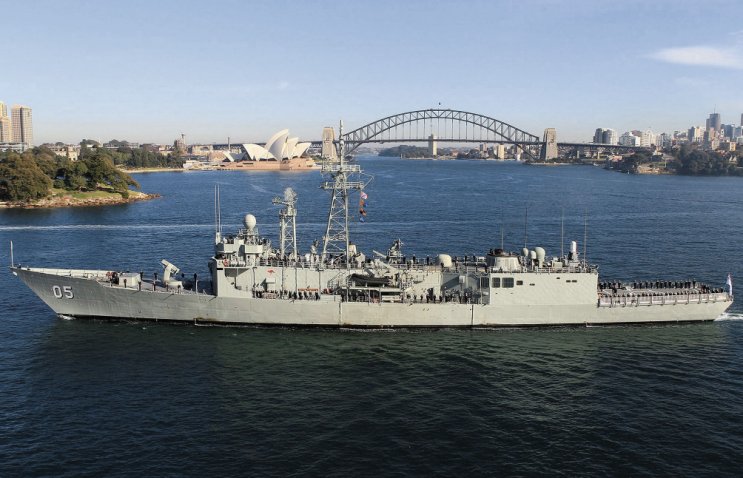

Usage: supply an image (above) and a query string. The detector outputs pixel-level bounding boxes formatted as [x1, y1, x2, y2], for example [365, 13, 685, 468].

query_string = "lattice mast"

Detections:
[321, 120, 367, 263]
[272, 187, 298, 260]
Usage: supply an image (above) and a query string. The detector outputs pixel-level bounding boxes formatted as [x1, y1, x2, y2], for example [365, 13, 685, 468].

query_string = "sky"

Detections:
[2, 0, 742, 145]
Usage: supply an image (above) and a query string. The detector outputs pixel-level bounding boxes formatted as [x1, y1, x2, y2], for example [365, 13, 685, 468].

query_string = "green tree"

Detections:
[0, 153, 52, 201]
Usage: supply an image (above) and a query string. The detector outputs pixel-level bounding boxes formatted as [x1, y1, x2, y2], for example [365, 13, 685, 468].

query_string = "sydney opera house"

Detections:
[220, 129, 317, 170]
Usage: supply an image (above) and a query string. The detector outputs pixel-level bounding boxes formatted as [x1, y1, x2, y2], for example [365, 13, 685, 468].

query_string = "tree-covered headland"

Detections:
[0, 145, 153, 202]
[614, 145, 743, 176]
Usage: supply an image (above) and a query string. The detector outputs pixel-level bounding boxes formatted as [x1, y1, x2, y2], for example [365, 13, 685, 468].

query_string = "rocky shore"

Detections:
[0, 190, 160, 209]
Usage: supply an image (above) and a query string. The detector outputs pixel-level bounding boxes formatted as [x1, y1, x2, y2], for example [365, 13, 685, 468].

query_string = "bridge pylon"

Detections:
[541, 128, 558, 160]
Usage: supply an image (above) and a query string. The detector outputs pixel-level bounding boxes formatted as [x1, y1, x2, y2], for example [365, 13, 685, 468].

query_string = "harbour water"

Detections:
[2, 158, 743, 476]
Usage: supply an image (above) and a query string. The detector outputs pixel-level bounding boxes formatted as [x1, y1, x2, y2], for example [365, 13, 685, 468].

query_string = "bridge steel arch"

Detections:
[341, 109, 542, 159]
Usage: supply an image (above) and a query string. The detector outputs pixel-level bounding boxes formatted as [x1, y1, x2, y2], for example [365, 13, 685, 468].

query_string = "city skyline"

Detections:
[3, 0, 743, 145]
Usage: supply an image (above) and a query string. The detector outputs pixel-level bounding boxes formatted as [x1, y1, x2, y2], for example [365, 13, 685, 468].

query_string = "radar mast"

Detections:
[320, 120, 370, 263]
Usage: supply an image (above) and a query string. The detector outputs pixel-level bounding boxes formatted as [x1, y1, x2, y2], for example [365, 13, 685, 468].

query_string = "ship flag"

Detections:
[726, 273, 733, 296]
[359, 190, 369, 222]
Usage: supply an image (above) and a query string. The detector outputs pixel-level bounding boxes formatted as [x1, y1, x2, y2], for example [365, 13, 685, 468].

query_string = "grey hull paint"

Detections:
[14, 268, 732, 328]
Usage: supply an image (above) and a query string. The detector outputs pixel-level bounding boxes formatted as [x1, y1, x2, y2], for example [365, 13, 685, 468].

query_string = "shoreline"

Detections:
[0, 190, 160, 209]
[119, 167, 185, 174]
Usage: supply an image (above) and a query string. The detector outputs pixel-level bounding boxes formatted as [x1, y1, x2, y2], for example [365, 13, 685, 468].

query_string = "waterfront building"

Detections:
[174, 134, 186, 154]
[619, 132, 640, 147]
[603, 129, 618, 145]
[593, 128, 606, 144]
[11, 105, 33, 146]
[640, 129, 655, 147]
[496, 144, 506, 160]
[243, 129, 310, 161]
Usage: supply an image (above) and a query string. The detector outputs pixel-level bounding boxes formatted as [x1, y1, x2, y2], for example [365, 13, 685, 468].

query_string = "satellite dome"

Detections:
[244, 214, 257, 231]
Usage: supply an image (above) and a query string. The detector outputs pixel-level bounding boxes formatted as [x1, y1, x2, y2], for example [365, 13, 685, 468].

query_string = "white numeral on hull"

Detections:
[52, 285, 74, 299]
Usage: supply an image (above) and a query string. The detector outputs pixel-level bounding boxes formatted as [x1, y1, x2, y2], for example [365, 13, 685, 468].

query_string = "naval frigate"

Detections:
[11, 128, 733, 327]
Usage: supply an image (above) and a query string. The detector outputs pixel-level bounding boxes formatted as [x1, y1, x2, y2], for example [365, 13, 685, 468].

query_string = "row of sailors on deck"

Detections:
[253, 288, 321, 300]
[599, 280, 703, 292]
[600, 283, 725, 296]
[605, 288, 726, 298]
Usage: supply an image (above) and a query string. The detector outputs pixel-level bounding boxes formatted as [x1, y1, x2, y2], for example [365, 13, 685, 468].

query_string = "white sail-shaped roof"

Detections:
[243, 143, 272, 160]
[264, 129, 289, 152]
[241, 130, 309, 161]
[285, 137, 299, 159]
[292, 142, 311, 158]
[266, 129, 289, 161]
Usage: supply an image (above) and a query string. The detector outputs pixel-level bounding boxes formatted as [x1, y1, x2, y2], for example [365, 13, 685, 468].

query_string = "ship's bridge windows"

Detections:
[480, 277, 489, 288]
[517, 280, 524, 286]
[503, 278, 515, 288]
[492, 277, 501, 288]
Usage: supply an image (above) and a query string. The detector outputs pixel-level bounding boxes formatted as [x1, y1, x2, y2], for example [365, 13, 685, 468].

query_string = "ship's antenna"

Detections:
[501, 227, 504, 250]
[523, 206, 528, 248]
[560, 207, 565, 259]
[214, 184, 222, 242]
[583, 209, 588, 264]
[10, 240, 14, 268]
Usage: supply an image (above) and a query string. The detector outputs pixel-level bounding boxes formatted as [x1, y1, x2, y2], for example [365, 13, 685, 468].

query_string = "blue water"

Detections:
[1, 158, 743, 476]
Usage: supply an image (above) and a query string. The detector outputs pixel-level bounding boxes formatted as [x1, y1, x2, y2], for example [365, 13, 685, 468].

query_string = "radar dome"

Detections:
[244, 214, 257, 231]
[437, 254, 453, 268]
[535, 247, 546, 267]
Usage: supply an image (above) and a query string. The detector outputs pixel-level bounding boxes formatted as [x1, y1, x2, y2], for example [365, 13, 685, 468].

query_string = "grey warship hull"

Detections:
[13, 267, 732, 328]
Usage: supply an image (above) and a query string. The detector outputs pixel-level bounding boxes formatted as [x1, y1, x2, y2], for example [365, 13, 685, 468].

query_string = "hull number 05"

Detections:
[52, 285, 74, 299]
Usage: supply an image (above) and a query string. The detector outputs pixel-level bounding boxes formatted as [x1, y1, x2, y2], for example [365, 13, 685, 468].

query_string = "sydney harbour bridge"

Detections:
[312, 108, 646, 161]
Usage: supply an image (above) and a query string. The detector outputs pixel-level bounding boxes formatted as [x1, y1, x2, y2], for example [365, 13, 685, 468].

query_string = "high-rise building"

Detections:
[656, 132, 671, 148]
[593, 128, 606, 144]
[640, 129, 655, 147]
[722, 124, 734, 139]
[603, 129, 618, 145]
[11, 104, 33, 146]
[0, 101, 11, 143]
[707, 112, 721, 132]
[688, 126, 703, 143]
[0, 117, 11, 142]
[619, 132, 640, 147]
